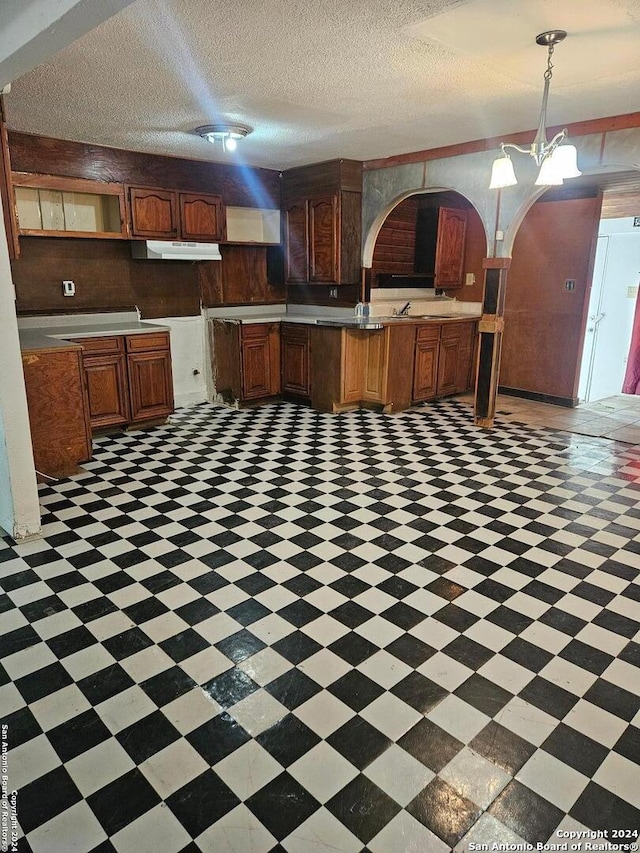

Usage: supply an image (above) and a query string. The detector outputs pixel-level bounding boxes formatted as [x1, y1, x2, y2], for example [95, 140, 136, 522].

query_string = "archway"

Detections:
[365, 188, 489, 305]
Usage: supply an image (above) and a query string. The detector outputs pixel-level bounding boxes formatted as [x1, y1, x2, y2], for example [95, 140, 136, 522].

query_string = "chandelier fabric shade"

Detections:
[489, 31, 582, 189]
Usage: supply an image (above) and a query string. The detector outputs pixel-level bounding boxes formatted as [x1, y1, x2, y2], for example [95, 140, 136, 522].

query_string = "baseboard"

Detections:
[498, 387, 577, 408]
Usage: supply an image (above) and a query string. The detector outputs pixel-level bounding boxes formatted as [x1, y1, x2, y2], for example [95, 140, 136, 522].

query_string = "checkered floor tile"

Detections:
[1, 400, 639, 852]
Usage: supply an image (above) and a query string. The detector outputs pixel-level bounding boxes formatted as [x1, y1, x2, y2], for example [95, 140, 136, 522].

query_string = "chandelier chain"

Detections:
[544, 44, 555, 82]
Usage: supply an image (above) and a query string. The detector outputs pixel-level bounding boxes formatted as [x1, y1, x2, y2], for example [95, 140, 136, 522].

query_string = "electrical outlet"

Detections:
[329, 287, 338, 299]
[564, 279, 576, 291]
[495, 230, 504, 241]
[62, 280, 75, 297]
[465, 273, 475, 286]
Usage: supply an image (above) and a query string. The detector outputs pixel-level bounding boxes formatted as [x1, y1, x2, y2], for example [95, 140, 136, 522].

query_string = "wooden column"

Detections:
[474, 257, 511, 428]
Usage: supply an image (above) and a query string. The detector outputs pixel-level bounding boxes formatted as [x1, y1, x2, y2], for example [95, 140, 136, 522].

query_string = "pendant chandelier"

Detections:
[489, 30, 581, 189]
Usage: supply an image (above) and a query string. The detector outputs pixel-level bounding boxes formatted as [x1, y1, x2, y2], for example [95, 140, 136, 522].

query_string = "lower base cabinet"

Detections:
[72, 331, 174, 431]
[211, 321, 280, 405]
[22, 345, 92, 479]
[211, 318, 476, 413]
[413, 320, 475, 402]
[281, 323, 310, 398]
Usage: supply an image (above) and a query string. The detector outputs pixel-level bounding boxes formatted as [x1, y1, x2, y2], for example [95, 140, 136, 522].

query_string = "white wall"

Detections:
[155, 315, 208, 408]
[0, 193, 40, 539]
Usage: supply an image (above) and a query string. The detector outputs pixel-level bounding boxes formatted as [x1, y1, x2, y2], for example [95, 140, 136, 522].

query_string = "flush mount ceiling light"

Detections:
[195, 123, 252, 152]
[489, 30, 581, 189]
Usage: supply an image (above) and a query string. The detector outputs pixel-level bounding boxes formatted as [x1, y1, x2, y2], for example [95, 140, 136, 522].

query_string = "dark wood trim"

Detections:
[498, 387, 577, 408]
[0, 97, 19, 259]
[8, 131, 281, 209]
[363, 112, 640, 171]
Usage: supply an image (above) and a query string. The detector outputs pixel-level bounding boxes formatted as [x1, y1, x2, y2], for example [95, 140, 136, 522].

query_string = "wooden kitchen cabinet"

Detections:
[180, 192, 225, 242]
[308, 196, 338, 282]
[281, 323, 310, 398]
[282, 160, 362, 285]
[412, 320, 476, 402]
[211, 321, 281, 405]
[83, 354, 130, 428]
[129, 186, 224, 241]
[415, 205, 468, 289]
[128, 350, 174, 421]
[129, 187, 179, 238]
[240, 324, 281, 400]
[13, 173, 127, 239]
[413, 326, 440, 402]
[284, 201, 309, 282]
[21, 344, 92, 479]
[71, 331, 174, 430]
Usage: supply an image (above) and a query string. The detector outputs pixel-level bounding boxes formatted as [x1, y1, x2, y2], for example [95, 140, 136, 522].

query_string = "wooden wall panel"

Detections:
[371, 197, 419, 275]
[11, 237, 200, 317]
[8, 132, 281, 208]
[500, 196, 602, 401]
[11, 238, 286, 317]
[202, 245, 286, 306]
[601, 191, 640, 219]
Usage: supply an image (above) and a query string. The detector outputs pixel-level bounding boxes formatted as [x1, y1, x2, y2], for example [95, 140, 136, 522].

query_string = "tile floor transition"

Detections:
[457, 392, 640, 444]
[1, 399, 639, 852]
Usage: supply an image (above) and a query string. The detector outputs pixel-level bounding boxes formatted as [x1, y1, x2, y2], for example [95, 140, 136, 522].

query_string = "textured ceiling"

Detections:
[5, 0, 640, 170]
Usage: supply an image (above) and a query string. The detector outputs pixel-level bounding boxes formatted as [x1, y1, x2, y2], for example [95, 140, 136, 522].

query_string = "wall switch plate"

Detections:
[465, 273, 475, 286]
[62, 280, 75, 296]
[328, 287, 338, 299]
[564, 279, 576, 291]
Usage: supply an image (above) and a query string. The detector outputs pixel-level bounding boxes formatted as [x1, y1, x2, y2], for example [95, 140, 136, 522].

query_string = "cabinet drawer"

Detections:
[125, 332, 170, 352]
[240, 323, 274, 340]
[415, 324, 441, 342]
[70, 335, 123, 355]
[441, 321, 466, 340]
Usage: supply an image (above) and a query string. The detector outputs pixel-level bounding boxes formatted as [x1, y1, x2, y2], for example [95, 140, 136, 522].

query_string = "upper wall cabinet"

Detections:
[13, 173, 127, 239]
[415, 206, 468, 289]
[282, 160, 362, 286]
[128, 186, 225, 242]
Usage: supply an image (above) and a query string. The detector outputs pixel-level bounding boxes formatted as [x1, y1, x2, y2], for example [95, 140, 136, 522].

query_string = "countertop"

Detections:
[18, 315, 170, 353]
[207, 308, 481, 330]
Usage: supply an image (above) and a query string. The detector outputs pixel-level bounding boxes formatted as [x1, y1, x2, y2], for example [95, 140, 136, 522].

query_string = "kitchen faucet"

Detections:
[398, 301, 411, 316]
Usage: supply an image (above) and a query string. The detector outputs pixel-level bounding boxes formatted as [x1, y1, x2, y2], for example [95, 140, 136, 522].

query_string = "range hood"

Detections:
[131, 241, 222, 261]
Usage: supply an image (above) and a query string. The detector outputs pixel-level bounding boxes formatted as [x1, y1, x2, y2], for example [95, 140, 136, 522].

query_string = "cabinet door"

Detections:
[437, 333, 462, 396]
[180, 193, 224, 241]
[22, 348, 92, 478]
[241, 324, 280, 400]
[129, 187, 179, 238]
[284, 200, 309, 283]
[413, 326, 440, 402]
[309, 195, 339, 283]
[281, 324, 310, 397]
[83, 354, 129, 429]
[362, 329, 388, 403]
[341, 329, 365, 403]
[127, 350, 174, 421]
[435, 207, 468, 288]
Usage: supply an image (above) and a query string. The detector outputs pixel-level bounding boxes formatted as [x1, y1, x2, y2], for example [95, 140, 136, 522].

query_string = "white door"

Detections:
[579, 219, 640, 403]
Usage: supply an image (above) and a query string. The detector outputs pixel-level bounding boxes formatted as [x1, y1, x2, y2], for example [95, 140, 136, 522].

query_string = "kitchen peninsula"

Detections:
[208, 302, 480, 414]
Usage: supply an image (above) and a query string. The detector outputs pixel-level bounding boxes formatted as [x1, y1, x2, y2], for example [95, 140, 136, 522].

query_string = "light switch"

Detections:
[627, 285, 638, 299]
[465, 273, 475, 286]
[62, 280, 75, 296]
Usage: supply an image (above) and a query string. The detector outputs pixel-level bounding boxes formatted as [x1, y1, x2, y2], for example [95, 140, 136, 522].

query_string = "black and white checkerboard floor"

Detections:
[1, 400, 639, 852]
